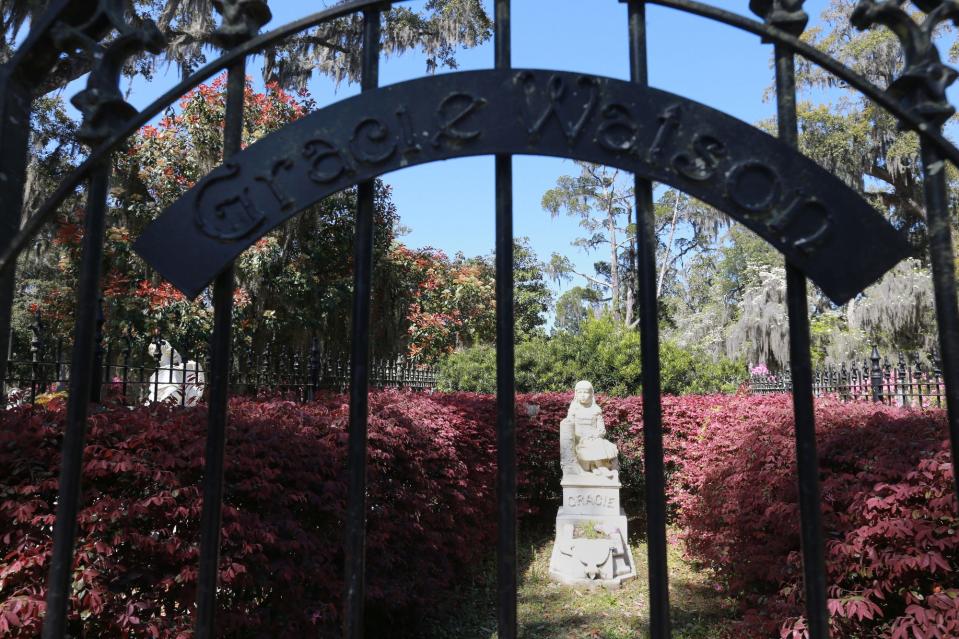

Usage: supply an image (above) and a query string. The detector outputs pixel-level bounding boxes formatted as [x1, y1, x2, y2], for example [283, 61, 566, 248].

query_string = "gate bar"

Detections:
[775, 44, 830, 639]
[494, 1, 517, 637]
[345, 8, 382, 639]
[624, 2, 671, 637]
[0, 0, 100, 428]
[0, 75, 30, 405]
[195, 56, 246, 639]
[41, 159, 112, 639]
[920, 134, 959, 498]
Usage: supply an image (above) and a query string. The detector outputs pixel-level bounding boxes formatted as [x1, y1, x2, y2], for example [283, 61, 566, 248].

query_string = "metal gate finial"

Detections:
[851, 0, 959, 126]
[749, 0, 808, 38]
[50, 0, 165, 145]
[212, 0, 272, 49]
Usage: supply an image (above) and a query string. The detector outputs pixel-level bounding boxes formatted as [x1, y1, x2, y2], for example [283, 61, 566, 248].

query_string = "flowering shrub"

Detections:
[750, 362, 770, 376]
[388, 246, 496, 361]
[667, 395, 958, 638]
[0, 392, 954, 637]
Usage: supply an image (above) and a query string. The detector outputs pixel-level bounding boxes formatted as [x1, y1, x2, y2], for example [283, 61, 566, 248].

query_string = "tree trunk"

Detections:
[607, 182, 621, 322]
[657, 196, 681, 298]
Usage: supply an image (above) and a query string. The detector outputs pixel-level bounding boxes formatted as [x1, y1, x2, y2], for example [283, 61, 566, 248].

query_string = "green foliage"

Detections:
[438, 316, 745, 396]
[793, 0, 959, 252]
[542, 316, 643, 396]
[554, 286, 603, 335]
[659, 342, 744, 395]
[2, 1, 492, 94]
[510, 238, 553, 340]
[573, 520, 608, 540]
[391, 238, 551, 362]
[436, 344, 497, 392]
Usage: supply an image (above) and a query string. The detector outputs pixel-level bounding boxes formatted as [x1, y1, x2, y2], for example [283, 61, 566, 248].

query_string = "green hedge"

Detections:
[438, 316, 744, 396]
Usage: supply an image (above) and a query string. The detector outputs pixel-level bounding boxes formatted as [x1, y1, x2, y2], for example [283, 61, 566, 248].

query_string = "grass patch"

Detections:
[418, 528, 735, 638]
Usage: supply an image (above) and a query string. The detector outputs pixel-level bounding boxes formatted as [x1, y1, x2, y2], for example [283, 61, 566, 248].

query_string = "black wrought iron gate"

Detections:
[2, 0, 959, 637]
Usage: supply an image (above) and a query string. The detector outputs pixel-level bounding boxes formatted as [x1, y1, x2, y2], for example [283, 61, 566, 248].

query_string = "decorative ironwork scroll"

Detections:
[135, 69, 910, 305]
[851, 0, 959, 126]
[51, 0, 165, 144]
[212, 0, 272, 49]
[749, 0, 808, 37]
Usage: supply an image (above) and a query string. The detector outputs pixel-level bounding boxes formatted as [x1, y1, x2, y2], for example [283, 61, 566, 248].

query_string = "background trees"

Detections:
[650, 0, 959, 372]
[554, 286, 603, 335]
[439, 315, 743, 396]
[7, 0, 957, 390]
[4, 0, 495, 362]
[14, 78, 546, 365]
[1, 0, 492, 94]
[794, 0, 959, 251]
[542, 162, 635, 324]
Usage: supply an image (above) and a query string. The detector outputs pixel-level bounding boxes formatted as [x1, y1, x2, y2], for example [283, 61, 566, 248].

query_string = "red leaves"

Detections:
[0, 392, 545, 636]
[132, 279, 186, 309]
[1, 393, 956, 636]
[389, 246, 496, 360]
[666, 395, 958, 638]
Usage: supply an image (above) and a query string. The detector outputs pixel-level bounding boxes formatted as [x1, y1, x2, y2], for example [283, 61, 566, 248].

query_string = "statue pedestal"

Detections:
[548, 474, 637, 587]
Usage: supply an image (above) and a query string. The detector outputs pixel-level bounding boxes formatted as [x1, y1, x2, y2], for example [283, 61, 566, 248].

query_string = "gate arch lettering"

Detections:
[134, 68, 911, 305]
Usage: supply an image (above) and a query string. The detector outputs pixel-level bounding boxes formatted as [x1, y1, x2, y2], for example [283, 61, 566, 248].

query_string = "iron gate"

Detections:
[2, 0, 959, 637]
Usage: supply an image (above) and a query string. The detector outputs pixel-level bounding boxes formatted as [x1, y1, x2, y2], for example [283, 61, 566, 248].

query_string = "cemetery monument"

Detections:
[549, 380, 637, 586]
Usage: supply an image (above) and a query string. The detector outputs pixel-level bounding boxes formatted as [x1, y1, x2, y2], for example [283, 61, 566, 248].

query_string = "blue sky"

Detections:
[264, 0, 795, 276]
[56, 0, 894, 309]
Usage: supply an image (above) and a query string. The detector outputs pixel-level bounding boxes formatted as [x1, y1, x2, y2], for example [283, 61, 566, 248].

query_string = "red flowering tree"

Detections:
[19, 76, 403, 361]
[15, 75, 530, 366]
[387, 246, 496, 361]
[386, 238, 551, 362]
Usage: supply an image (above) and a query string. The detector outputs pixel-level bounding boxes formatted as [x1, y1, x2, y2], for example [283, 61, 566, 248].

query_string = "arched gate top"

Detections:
[134, 68, 911, 305]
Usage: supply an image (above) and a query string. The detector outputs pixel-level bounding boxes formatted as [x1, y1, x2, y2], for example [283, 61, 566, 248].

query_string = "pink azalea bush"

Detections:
[750, 362, 770, 376]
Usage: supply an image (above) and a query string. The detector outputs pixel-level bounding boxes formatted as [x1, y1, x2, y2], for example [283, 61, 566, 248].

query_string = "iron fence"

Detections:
[3, 314, 437, 407]
[4, 0, 959, 638]
[750, 346, 945, 408]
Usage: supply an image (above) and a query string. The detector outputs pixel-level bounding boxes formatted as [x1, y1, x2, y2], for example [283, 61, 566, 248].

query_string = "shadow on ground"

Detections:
[413, 523, 736, 639]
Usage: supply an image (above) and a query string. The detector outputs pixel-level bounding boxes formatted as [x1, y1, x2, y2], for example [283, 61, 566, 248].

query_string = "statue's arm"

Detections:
[596, 412, 606, 437]
[565, 406, 577, 438]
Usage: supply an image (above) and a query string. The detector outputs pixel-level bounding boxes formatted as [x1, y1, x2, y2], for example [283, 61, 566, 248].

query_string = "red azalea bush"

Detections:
[667, 395, 959, 638]
[1, 391, 956, 637]
[0, 392, 508, 637]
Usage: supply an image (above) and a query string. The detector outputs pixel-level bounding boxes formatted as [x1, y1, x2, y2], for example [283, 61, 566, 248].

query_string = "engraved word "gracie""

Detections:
[567, 493, 618, 510]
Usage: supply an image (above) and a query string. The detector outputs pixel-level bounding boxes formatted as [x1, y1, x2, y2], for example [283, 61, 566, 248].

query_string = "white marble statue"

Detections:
[550, 380, 635, 587]
[560, 380, 619, 480]
[145, 340, 205, 406]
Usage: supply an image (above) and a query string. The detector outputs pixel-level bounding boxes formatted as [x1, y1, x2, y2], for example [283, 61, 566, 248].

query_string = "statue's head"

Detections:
[574, 380, 594, 407]
[147, 339, 180, 365]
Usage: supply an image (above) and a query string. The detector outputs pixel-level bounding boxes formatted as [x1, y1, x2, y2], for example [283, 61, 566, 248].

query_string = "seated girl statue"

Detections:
[565, 380, 619, 479]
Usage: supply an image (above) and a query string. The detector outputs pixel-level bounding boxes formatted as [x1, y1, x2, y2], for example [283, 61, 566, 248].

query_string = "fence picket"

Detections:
[750, 346, 946, 407]
[1, 321, 438, 405]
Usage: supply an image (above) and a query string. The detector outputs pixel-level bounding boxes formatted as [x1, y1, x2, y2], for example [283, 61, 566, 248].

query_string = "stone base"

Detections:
[560, 477, 622, 514]
[548, 480, 636, 587]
